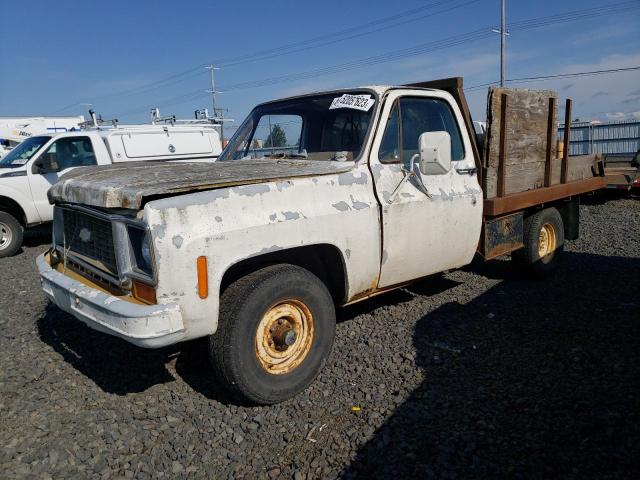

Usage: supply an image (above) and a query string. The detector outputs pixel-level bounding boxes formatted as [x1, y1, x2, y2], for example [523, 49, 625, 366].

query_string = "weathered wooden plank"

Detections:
[497, 93, 508, 197]
[484, 176, 606, 216]
[552, 155, 600, 185]
[484, 155, 600, 198]
[561, 98, 572, 183]
[483, 87, 558, 198]
[544, 97, 556, 186]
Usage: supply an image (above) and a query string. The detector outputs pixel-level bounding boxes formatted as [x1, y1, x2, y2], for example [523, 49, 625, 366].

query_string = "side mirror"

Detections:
[417, 131, 452, 175]
[32, 160, 44, 174]
[32, 154, 58, 174]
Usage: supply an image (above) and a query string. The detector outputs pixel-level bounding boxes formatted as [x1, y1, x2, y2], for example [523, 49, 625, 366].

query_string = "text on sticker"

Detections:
[329, 94, 375, 112]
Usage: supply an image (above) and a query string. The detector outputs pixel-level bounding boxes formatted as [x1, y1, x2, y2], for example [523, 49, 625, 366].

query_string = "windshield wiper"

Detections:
[264, 150, 308, 159]
[331, 151, 349, 162]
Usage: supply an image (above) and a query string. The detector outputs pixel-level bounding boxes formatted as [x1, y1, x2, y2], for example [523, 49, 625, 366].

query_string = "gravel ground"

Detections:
[1, 195, 639, 479]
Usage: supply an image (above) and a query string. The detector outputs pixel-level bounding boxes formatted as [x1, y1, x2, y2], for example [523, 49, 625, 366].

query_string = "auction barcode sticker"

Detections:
[329, 94, 375, 112]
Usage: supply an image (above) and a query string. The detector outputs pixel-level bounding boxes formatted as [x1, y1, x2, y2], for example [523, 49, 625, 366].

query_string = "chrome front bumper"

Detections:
[37, 253, 185, 348]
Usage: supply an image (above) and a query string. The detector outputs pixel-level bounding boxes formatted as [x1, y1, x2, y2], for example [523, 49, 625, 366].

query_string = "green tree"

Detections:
[265, 124, 287, 148]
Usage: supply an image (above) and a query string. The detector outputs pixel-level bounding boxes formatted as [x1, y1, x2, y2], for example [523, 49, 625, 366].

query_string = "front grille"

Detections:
[61, 208, 118, 275]
[66, 257, 125, 295]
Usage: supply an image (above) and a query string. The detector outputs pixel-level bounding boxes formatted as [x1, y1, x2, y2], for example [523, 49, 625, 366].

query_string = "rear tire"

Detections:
[0, 212, 23, 258]
[210, 264, 336, 405]
[512, 207, 564, 278]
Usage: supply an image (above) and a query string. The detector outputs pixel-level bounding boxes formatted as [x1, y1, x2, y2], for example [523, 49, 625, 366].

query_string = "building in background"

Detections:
[559, 119, 640, 157]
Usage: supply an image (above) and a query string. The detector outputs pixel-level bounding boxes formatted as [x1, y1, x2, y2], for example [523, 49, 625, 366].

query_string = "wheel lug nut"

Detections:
[283, 330, 297, 346]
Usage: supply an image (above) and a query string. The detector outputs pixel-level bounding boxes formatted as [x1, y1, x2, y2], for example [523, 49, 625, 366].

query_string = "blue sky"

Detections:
[1, 0, 639, 131]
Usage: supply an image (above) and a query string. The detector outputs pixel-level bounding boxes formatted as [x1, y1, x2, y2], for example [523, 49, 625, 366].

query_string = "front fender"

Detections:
[143, 168, 380, 340]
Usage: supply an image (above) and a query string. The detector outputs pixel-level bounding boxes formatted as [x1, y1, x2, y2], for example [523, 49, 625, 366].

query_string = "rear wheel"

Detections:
[512, 207, 564, 278]
[210, 264, 336, 405]
[0, 212, 23, 258]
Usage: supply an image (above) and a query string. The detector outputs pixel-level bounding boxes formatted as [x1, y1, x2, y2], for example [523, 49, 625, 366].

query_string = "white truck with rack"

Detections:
[0, 117, 222, 257]
[38, 78, 604, 404]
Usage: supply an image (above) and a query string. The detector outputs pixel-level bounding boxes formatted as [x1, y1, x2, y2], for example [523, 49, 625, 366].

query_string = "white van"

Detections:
[0, 124, 222, 257]
[0, 116, 85, 159]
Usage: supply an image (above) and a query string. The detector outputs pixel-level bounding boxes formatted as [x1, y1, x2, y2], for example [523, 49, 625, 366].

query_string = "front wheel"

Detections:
[512, 207, 564, 278]
[0, 212, 23, 258]
[210, 264, 336, 405]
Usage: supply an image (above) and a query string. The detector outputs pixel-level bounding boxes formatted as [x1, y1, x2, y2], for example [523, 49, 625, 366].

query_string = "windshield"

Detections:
[219, 91, 376, 162]
[0, 136, 51, 168]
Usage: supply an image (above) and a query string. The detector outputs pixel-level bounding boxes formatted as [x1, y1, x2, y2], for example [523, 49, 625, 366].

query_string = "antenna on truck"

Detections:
[150, 108, 176, 125]
[78, 109, 118, 129]
[194, 108, 232, 146]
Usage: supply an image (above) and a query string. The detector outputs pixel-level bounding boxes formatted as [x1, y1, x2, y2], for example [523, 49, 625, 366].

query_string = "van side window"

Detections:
[41, 137, 97, 171]
[400, 98, 465, 162]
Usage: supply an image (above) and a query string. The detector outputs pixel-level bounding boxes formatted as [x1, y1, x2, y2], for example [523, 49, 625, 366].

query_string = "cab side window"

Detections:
[378, 97, 465, 164]
[400, 98, 465, 163]
[41, 137, 97, 171]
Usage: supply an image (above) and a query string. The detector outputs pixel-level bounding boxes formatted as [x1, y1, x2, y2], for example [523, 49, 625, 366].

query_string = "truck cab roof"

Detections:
[254, 85, 440, 109]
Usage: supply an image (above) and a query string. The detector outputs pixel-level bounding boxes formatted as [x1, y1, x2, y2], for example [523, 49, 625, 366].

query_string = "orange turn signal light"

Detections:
[197, 256, 208, 299]
[132, 280, 157, 305]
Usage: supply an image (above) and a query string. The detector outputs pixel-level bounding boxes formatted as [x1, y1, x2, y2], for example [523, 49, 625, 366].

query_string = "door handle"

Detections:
[456, 167, 477, 175]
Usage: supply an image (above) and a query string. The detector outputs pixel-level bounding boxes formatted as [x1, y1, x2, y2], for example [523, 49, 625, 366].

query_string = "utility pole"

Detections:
[215, 108, 230, 145]
[500, 0, 506, 86]
[206, 64, 226, 144]
[205, 64, 220, 114]
[491, 0, 508, 86]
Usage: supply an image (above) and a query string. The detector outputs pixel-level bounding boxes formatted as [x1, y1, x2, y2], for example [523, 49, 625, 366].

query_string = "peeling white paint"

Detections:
[143, 164, 381, 340]
[281, 211, 301, 221]
[43, 86, 488, 350]
[172, 235, 184, 249]
[368, 88, 483, 288]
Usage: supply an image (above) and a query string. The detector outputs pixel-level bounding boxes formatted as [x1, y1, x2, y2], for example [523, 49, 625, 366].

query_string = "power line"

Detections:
[61, 0, 640, 114]
[219, 0, 483, 68]
[221, 66, 640, 132]
[54, 0, 481, 110]
[465, 66, 640, 90]
[217, 2, 639, 92]
[212, 0, 458, 66]
[113, 1, 640, 118]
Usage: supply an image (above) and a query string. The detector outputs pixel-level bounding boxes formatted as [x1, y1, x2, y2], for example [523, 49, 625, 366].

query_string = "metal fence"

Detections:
[558, 120, 640, 156]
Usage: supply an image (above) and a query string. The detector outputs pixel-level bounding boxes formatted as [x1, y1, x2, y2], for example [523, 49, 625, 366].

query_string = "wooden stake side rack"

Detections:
[483, 93, 605, 217]
[404, 77, 605, 217]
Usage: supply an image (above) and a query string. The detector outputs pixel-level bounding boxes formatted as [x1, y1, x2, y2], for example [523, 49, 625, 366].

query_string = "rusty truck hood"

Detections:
[48, 159, 354, 209]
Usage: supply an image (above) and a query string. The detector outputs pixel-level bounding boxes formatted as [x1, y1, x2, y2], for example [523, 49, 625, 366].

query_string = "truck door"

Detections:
[370, 90, 482, 288]
[28, 136, 98, 221]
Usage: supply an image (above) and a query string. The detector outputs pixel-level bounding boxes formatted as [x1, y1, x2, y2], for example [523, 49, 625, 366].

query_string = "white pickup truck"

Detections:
[38, 78, 605, 404]
[0, 124, 221, 257]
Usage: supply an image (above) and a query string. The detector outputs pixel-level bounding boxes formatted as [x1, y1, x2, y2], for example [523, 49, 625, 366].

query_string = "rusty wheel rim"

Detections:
[255, 300, 314, 375]
[0, 222, 12, 251]
[538, 223, 557, 258]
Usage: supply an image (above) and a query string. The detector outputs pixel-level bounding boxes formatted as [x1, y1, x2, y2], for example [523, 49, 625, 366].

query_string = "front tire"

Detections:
[210, 264, 336, 405]
[512, 207, 564, 278]
[0, 212, 23, 258]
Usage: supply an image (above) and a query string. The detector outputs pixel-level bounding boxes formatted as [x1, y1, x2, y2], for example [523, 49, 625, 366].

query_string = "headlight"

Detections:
[128, 226, 153, 276]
